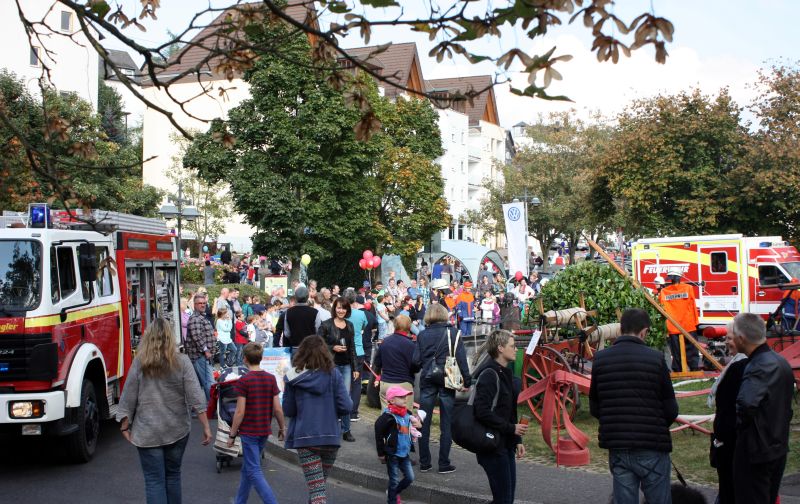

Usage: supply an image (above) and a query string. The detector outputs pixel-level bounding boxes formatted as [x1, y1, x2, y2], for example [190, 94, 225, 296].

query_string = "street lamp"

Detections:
[159, 181, 200, 282]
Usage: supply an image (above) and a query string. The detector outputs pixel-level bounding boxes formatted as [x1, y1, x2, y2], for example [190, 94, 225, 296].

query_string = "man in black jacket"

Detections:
[589, 308, 678, 504]
[732, 312, 795, 504]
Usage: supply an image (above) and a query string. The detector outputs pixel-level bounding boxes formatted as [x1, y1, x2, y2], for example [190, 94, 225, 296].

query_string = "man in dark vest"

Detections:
[589, 308, 678, 504]
[281, 286, 320, 354]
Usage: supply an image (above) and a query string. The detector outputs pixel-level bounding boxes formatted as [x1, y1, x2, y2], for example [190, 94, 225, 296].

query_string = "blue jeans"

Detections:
[418, 385, 455, 469]
[191, 357, 213, 402]
[387, 455, 415, 503]
[137, 434, 189, 504]
[351, 356, 365, 416]
[609, 449, 672, 504]
[476, 447, 516, 504]
[218, 342, 236, 367]
[235, 435, 277, 504]
[336, 364, 351, 432]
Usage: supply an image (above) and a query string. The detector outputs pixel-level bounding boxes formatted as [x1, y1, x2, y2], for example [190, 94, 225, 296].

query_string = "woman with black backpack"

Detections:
[471, 329, 528, 504]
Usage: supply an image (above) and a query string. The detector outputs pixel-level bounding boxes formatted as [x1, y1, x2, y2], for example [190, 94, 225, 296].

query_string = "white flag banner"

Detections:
[502, 201, 528, 278]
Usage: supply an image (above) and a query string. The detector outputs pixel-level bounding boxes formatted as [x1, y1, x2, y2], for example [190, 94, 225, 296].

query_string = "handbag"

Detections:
[444, 330, 464, 390]
[451, 368, 501, 454]
[425, 331, 448, 386]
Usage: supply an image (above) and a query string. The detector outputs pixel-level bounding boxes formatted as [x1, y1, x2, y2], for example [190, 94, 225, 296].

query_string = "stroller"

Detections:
[209, 365, 250, 473]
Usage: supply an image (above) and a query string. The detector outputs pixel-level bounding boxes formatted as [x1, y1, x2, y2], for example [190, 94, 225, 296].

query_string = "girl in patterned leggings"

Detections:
[282, 336, 353, 504]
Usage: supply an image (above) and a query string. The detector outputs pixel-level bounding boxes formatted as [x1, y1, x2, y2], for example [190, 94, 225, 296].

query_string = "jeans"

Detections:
[418, 385, 455, 469]
[608, 449, 672, 504]
[387, 455, 415, 503]
[137, 434, 189, 504]
[476, 447, 516, 504]
[192, 357, 213, 402]
[234, 342, 244, 366]
[218, 342, 237, 367]
[235, 435, 277, 504]
[336, 364, 351, 432]
[351, 356, 365, 416]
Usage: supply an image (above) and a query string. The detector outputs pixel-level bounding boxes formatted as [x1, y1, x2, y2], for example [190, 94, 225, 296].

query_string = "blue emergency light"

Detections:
[28, 203, 51, 228]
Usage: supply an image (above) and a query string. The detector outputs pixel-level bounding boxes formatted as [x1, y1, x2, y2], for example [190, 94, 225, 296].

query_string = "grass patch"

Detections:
[361, 380, 800, 486]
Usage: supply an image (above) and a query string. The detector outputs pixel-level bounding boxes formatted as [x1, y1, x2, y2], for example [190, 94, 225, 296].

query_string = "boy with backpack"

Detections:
[227, 343, 286, 504]
[375, 386, 422, 504]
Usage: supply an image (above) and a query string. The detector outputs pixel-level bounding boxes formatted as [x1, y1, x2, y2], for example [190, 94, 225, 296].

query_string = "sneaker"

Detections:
[342, 431, 356, 442]
[419, 464, 432, 472]
[438, 465, 456, 474]
[350, 414, 360, 422]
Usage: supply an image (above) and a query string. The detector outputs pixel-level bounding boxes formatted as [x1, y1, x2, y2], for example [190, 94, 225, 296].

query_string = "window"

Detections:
[95, 247, 114, 297]
[451, 132, 456, 142]
[460, 161, 464, 173]
[758, 265, 789, 286]
[54, 246, 77, 301]
[30, 47, 40, 67]
[710, 252, 728, 273]
[60, 11, 72, 32]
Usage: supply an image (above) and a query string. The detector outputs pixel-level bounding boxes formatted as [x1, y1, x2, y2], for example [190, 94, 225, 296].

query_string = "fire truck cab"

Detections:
[631, 234, 800, 328]
[0, 205, 180, 462]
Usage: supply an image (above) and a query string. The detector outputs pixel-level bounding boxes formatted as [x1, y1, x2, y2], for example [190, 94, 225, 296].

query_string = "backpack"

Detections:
[444, 330, 464, 390]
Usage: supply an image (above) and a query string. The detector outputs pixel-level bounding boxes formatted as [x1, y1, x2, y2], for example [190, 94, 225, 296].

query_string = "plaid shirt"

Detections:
[185, 312, 215, 361]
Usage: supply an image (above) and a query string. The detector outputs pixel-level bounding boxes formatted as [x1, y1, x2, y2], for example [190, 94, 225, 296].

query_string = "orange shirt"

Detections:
[658, 283, 699, 333]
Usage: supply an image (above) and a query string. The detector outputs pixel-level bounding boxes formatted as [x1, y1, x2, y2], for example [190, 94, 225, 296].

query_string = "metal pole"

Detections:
[176, 182, 183, 286]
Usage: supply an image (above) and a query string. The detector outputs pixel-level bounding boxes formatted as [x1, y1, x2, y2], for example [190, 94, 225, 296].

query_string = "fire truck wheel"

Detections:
[65, 380, 100, 463]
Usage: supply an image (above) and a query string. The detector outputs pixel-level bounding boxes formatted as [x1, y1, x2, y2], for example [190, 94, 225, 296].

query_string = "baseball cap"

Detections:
[386, 386, 413, 402]
[363, 280, 371, 288]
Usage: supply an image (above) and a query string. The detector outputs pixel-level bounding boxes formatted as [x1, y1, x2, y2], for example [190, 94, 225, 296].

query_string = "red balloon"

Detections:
[359, 258, 367, 269]
[367, 259, 375, 269]
[515, 271, 523, 281]
[363, 249, 373, 260]
[372, 256, 381, 267]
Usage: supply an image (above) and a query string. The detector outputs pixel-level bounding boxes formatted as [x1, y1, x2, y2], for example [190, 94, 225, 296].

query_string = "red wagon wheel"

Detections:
[522, 345, 580, 423]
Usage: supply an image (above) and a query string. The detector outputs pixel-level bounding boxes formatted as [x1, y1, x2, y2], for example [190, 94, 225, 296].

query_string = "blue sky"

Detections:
[105, 0, 799, 127]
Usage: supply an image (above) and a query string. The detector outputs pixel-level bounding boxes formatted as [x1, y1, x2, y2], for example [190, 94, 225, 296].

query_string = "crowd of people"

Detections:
[116, 256, 796, 504]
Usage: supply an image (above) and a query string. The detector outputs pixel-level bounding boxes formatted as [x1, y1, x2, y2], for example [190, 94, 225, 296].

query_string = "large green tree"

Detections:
[595, 88, 749, 237]
[0, 70, 162, 216]
[466, 113, 609, 265]
[184, 17, 449, 267]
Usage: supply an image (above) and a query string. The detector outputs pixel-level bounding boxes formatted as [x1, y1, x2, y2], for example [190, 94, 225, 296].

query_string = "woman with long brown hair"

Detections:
[282, 336, 352, 504]
[117, 317, 212, 504]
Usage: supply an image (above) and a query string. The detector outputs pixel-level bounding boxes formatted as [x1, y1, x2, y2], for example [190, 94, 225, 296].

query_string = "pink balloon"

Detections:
[359, 258, 367, 269]
[372, 256, 381, 267]
[515, 271, 523, 281]
[367, 259, 375, 269]
[363, 249, 373, 260]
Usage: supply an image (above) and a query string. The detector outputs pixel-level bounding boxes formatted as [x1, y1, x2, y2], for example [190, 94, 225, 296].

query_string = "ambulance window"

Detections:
[710, 252, 727, 273]
[95, 246, 114, 297]
[758, 265, 789, 286]
[55, 246, 77, 299]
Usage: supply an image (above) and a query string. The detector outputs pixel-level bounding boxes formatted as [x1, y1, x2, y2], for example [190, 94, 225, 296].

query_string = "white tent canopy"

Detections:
[421, 240, 505, 281]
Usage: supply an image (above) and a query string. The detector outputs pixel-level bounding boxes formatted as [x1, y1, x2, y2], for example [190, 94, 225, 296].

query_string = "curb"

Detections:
[265, 438, 541, 504]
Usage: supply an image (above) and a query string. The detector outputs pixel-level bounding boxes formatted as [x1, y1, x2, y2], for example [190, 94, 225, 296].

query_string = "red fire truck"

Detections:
[631, 234, 800, 329]
[0, 204, 180, 462]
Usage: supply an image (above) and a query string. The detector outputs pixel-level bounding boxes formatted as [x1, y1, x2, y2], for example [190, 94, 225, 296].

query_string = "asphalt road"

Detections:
[0, 418, 415, 504]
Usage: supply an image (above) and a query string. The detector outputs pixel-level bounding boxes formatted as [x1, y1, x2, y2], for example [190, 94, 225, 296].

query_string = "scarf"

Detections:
[388, 404, 408, 417]
[707, 352, 747, 408]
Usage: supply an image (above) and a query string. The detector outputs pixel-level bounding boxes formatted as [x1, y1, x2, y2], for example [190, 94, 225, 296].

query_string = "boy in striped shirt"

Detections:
[228, 343, 286, 504]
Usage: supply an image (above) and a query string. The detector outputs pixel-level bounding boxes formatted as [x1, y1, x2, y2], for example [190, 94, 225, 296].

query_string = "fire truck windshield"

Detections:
[0, 240, 42, 312]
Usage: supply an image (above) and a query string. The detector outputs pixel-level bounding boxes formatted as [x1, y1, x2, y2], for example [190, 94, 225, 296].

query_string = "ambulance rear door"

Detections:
[697, 243, 741, 323]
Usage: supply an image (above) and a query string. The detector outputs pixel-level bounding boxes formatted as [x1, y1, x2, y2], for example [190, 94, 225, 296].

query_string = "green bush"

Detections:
[537, 261, 666, 348]
[199, 283, 266, 301]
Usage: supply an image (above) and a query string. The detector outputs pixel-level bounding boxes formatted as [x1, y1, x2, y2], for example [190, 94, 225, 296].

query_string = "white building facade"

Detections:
[0, 0, 98, 109]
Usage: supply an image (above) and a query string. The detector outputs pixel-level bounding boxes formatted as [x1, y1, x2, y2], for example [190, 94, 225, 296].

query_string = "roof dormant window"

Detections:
[60, 11, 72, 32]
[30, 47, 40, 67]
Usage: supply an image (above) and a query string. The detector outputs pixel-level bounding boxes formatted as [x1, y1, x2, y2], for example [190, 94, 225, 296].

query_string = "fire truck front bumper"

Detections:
[0, 390, 66, 427]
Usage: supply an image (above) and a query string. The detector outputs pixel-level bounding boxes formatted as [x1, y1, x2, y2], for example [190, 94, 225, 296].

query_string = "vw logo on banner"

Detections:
[507, 206, 521, 221]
